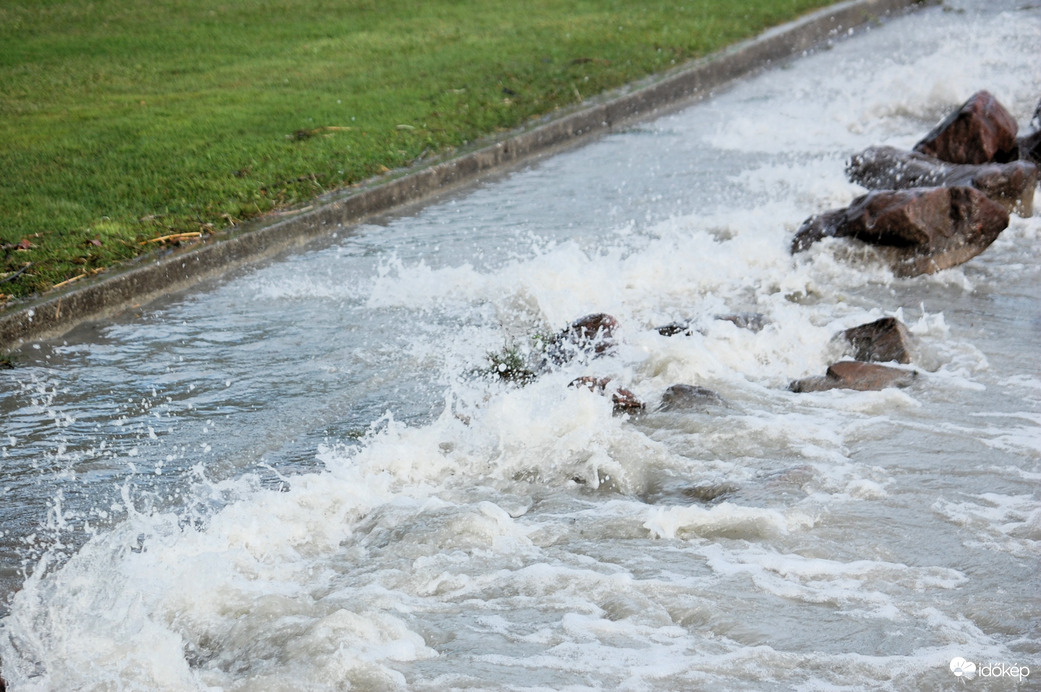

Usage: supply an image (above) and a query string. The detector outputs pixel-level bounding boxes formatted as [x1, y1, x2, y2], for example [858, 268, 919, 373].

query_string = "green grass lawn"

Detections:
[0, 0, 835, 301]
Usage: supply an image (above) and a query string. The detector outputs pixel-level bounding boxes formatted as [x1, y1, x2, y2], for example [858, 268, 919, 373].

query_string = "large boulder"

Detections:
[914, 90, 1019, 164]
[847, 145, 1036, 216]
[791, 186, 1010, 277]
[789, 360, 917, 393]
[839, 317, 915, 364]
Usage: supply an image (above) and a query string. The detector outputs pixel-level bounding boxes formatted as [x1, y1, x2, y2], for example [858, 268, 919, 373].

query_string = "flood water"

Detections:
[2, 0, 1040, 689]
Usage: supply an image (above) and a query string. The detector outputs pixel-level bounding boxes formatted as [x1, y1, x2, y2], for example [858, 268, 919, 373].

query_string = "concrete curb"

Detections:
[0, 0, 923, 352]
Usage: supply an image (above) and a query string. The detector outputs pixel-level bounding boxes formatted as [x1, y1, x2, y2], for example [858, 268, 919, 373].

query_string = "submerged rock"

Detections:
[791, 186, 1009, 277]
[659, 384, 727, 412]
[789, 360, 917, 393]
[914, 90, 1019, 164]
[569, 376, 644, 413]
[839, 317, 915, 364]
[716, 312, 767, 333]
[680, 482, 739, 503]
[847, 145, 1036, 216]
[656, 313, 767, 337]
[656, 321, 692, 337]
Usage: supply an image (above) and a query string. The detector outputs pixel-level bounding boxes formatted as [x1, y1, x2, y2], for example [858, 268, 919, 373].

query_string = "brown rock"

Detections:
[914, 90, 1019, 164]
[547, 313, 619, 364]
[659, 384, 727, 411]
[791, 186, 1010, 277]
[789, 360, 917, 393]
[847, 145, 1036, 216]
[569, 376, 644, 413]
[969, 160, 1037, 216]
[840, 317, 915, 364]
[610, 387, 645, 412]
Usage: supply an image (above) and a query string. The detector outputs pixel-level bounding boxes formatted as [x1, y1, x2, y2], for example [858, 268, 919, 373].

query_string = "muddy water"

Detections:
[1, 0, 1039, 689]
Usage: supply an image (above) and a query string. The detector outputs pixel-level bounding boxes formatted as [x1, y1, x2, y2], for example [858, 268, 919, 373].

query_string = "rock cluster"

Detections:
[783, 312, 918, 391]
[487, 307, 924, 418]
[789, 315, 919, 392]
[793, 90, 1040, 276]
[480, 93, 1038, 417]
[785, 91, 1039, 389]
[487, 313, 647, 412]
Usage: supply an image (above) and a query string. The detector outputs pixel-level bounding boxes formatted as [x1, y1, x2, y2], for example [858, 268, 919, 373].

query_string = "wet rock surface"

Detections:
[847, 145, 1036, 216]
[546, 313, 619, 365]
[656, 321, 692, 337]
[656, 312, 767, 337]
[680, 482, 740, 504]
[789, 360, 918, 393]
[1019, 99, 1041, 165]
[569, 376, 644, 413]
[486, 313, 622, 384]
[1020, 128, 1041, 167]
[715, 312, 767, 333]
[659, 384, 727, 412]
[839, 317, 915, 364]
[913, 89, 1019, 164]
[791, 186, 1010, 277]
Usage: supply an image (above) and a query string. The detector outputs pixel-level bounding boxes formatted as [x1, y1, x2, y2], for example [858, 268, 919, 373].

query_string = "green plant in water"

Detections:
[485, 345, 538, 385]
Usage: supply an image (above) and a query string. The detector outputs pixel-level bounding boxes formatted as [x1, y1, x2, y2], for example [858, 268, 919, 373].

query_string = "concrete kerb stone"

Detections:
[0, 0, 923, 352]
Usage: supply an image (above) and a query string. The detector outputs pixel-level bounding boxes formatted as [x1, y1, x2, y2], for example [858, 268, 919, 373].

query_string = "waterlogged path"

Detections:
[2, 0, 1040, 689]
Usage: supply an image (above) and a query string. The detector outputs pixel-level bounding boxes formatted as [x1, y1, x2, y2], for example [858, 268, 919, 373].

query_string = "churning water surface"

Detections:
[2, 0, 1040, 689]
